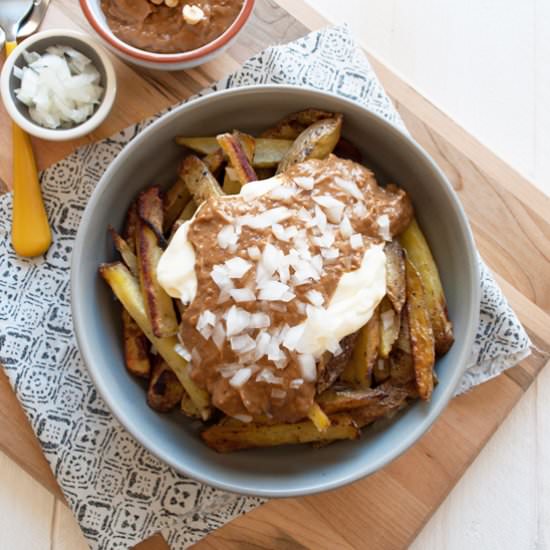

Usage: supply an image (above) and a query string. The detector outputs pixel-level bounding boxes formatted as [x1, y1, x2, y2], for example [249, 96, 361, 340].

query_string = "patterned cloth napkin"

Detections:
[0, 25, 531, 550]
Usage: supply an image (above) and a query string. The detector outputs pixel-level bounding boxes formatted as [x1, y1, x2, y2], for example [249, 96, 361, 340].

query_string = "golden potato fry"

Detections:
[180, 391, 201, 419]
[379, 297, 400, 358]
[137, 189, 178, 338]
[389, 348, 415, 386]
[217, 132, 258, 184]
[201, 413, 359, 453]
[109, 226, 138, 277]
[400, 218, 454, 355]
[123, 201, 139, 253]
[260, 109, 336, 139]
[138, 187, 165, 245]
[222, 167, 242, 195]
[147, 356, 184, 413]
[176, 136, 293, 169]
[232, 130, 255, 162]
[343, 306, 380, 387]
[121, 309, 151, 378]
[317, 332, 358, 393]
[203, 148, 225, 178]
[317, 386, 390, 414]
[405, 258, 435, 400]
[179, 155, 224, 204]
[163, 177, 191, 232]
[276, 115, 343, 174]
[395, 309, 411, 354]
[385, 240, 406, 314]
[349, 382, 414, 428]
[168, 200, 198, 241]
[307, 402, 331, 432]
[373, 358, 391, 385]
[99, 262, 211, 418]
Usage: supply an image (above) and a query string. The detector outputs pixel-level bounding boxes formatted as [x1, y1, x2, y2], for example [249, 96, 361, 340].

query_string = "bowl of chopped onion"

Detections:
[0, 29, 116, 141]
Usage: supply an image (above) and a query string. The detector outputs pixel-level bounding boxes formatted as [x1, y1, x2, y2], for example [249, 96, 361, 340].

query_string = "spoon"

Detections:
[0, 0, 52, 257]
[0, 0, 50, 48]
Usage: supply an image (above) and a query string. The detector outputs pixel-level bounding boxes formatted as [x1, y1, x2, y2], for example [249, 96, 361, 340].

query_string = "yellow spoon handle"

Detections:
[6, 40, 52, 257]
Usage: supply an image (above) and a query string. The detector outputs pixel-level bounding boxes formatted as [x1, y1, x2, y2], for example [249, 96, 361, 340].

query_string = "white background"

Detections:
[304, 1, 550, 549]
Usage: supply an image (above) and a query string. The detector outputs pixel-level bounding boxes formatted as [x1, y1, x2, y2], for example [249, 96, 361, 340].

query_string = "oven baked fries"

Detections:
[100, 109, 454, 452]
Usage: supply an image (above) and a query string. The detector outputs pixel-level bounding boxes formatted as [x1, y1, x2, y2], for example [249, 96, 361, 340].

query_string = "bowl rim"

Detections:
[71, 84, 481, 497]
[0, 29, 117, 141]
[79, 0, 255, 64]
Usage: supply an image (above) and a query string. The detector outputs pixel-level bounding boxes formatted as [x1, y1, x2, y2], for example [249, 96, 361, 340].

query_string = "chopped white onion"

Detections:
[313, 195, 345, 223]
[258, 280, 295, 302]
[217, 225, 239, 249]
[254, 331, 271, 360]
[174, 343, 192, 361]
[230, 334, 256, 354]
[350, 233, 364, 250]
[272, 223, 297, 242]
[352, 201, 367, 218]
[15, 46, 103, 129]
[230, 287, 256, 302]
[238, 207, 291, 229]
[256, 368, 283, 385]
[212, 322, 226, 351]
[297, 354, 317, 381]
[196, 310, 216, 340]
[334, 176, 363, 200]
[219, 363, 240, 378]
[224, 257, 253, 278]
[270, 185, 298, 200]
[293, 176, 315, 190]
[339, 215, 353, 238]
[225, 306, 252, 337]
[250, 312, 271, 329]
[321, 247, 340, 260]
[282, 324, 306, 351]
[229, 367, 253, 388]
[312, 205, 327, 231]
[377, 214, 392, 241]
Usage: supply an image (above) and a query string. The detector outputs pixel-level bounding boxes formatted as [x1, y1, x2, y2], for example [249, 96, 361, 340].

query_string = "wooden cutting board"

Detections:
[0, 1, 549, 549]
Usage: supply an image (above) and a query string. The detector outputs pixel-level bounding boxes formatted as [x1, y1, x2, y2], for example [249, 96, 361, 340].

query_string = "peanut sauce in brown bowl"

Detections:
[100, 0, 244, 54]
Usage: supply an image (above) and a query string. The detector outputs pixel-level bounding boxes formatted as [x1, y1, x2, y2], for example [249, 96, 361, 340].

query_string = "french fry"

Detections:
[385, 240, 406, 314]
[349, 382, 413, 428]
[203, 148, 225, 178]
[379, 297, 400, 358]
[138, 187, 165, 245]
[307, 402, 331, 432]
[372, 358, 391, 385]
[390, 348, 415, 385]
[316, 332, 358, 393]
[276, 115, 343, 173]
[396, 309, 411, 354]
[217, 132, 258, 184]
[405, 258, 435, 400]
[175, 136, 293, 168]
[400, 218, 454, 355]
[317, 386, 390, 414]
[137, 188, 179, 338]
[179, 155, 224, 203]
[169, 199, 198, 241]
[147, 356, 184, 413]
[109, 226, 138, 277]
[222, 167, 242, 195]
[121, 309, 151, 378]
[233, 130, 255, 162]
[201, 413, 359, 453]
[180, 391, 201, 419]
[260, 109, 335, 139]
[99, 262, 211, 418]
[163, 177, 191, 232]
[123, 201, 139, 253]
[343, 306, 380, 387]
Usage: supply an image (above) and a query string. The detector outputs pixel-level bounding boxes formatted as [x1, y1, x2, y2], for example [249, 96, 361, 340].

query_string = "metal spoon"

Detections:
[0, 0, 50, 46]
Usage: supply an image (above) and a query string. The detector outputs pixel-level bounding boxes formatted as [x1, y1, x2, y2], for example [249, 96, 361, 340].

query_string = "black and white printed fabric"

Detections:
[0, 25, 531, 549]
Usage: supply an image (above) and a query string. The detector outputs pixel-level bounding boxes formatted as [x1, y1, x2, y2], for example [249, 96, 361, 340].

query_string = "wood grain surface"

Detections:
[0, 1, 548, 549]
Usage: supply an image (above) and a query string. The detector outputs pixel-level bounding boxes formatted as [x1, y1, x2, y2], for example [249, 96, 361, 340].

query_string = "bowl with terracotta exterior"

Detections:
[71, 85, 480, 497]
[80, 0, 255, 71]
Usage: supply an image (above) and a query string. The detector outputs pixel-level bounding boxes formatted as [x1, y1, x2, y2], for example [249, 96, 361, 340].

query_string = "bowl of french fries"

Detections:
[72, 85, 480, 496]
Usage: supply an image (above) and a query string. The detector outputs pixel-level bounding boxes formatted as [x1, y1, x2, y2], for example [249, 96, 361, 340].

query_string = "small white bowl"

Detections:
[80, 0, 255, 71]
[0, 29, 117, 141]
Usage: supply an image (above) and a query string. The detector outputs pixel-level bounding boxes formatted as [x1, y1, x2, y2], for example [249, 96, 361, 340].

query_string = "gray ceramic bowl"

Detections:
[72, 85, 480, 497]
